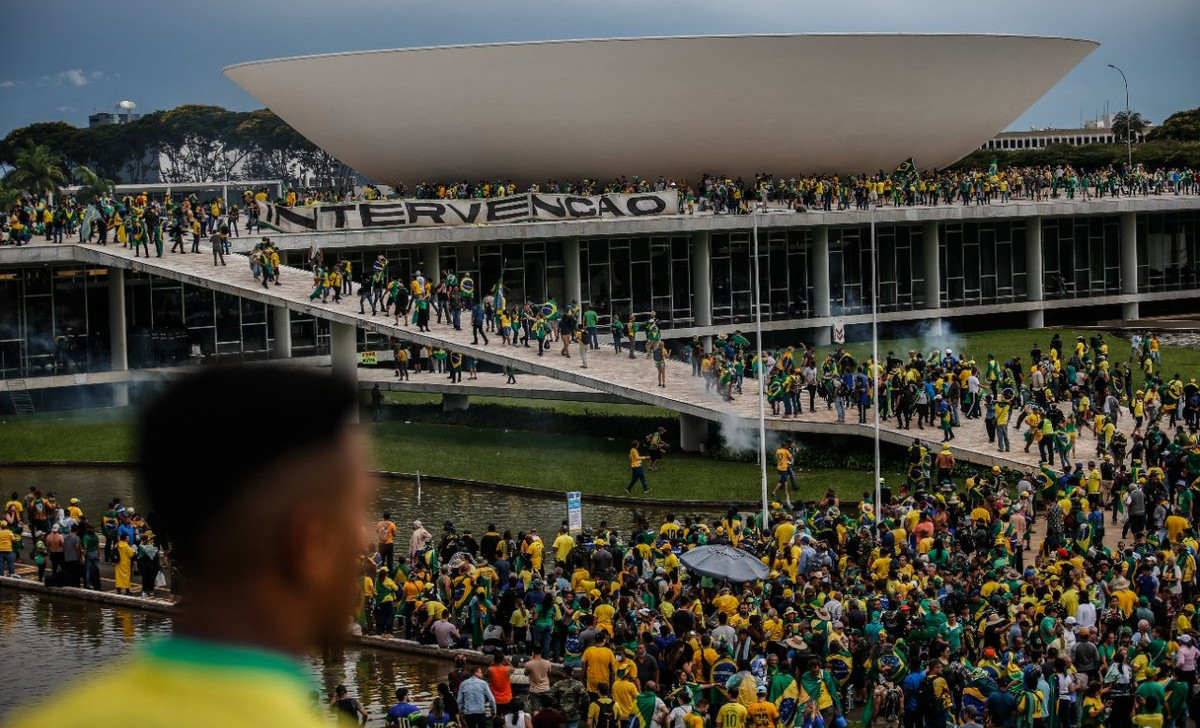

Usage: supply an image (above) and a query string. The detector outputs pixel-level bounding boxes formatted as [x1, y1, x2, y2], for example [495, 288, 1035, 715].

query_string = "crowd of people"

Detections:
[1, 491, 163, 596]
[286, 249, 673, 384]
[280, 163, 1200, 217]
[334, 327, 1199, 728]
[4, 329, 1200, 728]
[3, 163, 1198, 247]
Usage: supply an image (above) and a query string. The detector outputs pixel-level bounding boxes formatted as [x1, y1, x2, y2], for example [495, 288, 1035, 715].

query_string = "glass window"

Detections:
[184, 285, 214, 328]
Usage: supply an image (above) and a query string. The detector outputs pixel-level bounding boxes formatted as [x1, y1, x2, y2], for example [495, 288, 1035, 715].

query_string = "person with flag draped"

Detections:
[861, 637, 906, 726]
[798, 657, 842, 728]
[766, 654, 801, 728]
[628, 682, 667, 728]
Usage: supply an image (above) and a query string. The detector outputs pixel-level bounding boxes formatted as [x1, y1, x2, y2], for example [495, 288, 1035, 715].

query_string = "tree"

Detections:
[1147, 107, 1200, 142]
[1111, 110, 1148, 144]
[8, 143, 67, 198]
[0, 121, 84, 172]
[71, 164, 113, 204]
[0, 178, 23, 211]
[156, 104, 251, 183]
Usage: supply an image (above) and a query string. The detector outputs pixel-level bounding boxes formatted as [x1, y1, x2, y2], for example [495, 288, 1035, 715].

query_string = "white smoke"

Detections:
[914, 319, 967, 362]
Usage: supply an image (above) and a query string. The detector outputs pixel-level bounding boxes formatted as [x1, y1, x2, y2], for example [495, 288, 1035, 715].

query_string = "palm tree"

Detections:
[8, 143, 67, 198]
[71, 164, 113, 204]
[0, 178, 22, 212]
[1111, 111, 1148, 144]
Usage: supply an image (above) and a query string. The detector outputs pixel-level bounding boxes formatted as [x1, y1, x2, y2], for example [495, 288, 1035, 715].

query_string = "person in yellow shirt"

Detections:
[375, 511, 397, 571]
[1166, 507, 1189, 542]
[716, 687, 748, 728]
[713, 587, 739, 617]
[553, 526, 576, 565]
[527, 533, 545, 574]
[626, 442, 651, 494]
[582, 632, 617, 693]
[6, 366, 371, 728]
[746, 686, 779, 728]
[611, 669, 640, 720]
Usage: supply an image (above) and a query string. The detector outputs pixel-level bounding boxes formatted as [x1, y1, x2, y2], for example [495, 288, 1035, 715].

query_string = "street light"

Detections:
[1107, 63, 1133, 169]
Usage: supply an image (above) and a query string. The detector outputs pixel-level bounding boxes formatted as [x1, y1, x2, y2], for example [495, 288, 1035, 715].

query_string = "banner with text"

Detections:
[260, 191, 679, 234]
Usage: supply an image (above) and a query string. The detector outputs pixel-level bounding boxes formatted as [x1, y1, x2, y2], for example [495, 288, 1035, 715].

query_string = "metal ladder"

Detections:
[7, 379, 35, 415]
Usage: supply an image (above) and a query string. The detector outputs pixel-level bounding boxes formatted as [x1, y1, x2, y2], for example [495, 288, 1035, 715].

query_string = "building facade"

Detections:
[0, 198, 1197, 387]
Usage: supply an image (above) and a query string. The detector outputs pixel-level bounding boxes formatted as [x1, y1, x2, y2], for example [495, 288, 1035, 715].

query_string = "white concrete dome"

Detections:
[224, 34, 1097, 185]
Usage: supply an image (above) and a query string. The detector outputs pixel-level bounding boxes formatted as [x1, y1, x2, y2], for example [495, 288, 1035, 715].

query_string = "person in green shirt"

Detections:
[81, 523, 101, 590]
[583, 304, 599, 350]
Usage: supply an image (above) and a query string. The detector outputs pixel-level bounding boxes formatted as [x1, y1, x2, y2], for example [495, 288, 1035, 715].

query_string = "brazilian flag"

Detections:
[711, 656, 738, 686]
[769, 672, 800, 728]
[894, 157, 916, 178]
[541, 300, 560, 321]
[629, 690, 660, 728]
[988, 158, 999, 176]
[459, 275, 475, 296]
[828, 650, 853, 687]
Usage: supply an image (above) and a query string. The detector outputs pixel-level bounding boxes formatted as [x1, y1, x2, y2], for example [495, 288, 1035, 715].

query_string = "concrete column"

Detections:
[1026, 216, 1045, 329]
[422, 243, 441, 283]
[108, 268, 129, 406]
[442, 393, 470, 412]
[813, 226, 831, 318]
[330, 322, 359, 421]
[1120, 212, 1139, 322]
[679, 413, 710, 453]
[922, 221, 941, 310]
[692, 231, 712, 349]
[563, 238, 581, 306]
[271, 306, 292, 359]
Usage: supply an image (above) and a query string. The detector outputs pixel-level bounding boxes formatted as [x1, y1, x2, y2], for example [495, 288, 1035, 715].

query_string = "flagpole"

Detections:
[753, 206, 769, 532]
[871, 208, 882, 526]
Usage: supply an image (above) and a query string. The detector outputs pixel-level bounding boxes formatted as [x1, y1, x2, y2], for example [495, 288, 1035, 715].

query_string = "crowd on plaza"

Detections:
[4, 326, 1200, 728]
[3, 163, 1199, 248]
[335, 334, 1199, 728]
[279, 163, 1200, 216]
[4, 163, 1200, 728]
[1, 492, 163, 596]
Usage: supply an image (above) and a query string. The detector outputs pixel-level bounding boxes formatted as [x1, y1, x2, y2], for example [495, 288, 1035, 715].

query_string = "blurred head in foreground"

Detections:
[7, 365, 372, 728]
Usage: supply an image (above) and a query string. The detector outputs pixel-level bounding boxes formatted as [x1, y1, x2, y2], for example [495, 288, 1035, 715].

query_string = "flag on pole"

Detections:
[988, 158, 999, 176]
[893, 157, 915, 178]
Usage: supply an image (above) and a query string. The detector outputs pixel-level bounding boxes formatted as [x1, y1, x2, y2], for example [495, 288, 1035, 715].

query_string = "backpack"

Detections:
[594, 698, 618, 728]
[916, 675, 938, 714]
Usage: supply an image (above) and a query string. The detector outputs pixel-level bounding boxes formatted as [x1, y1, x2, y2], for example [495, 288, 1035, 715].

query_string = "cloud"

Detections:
[60, 69, 88, 86]
[57, 106, 77, 113]
[0, 80, 20, 89]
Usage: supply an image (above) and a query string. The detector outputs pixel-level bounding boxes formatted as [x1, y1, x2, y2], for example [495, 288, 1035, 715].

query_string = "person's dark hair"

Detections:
[138, 366, 357, 563]
[396, 687, 409, 701]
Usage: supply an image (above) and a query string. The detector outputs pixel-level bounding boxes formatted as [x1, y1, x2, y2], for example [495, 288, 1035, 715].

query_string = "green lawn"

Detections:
[378, 389, 677, 418]
[370, 420, 881, 502]
[836, 326, 1200, 375]
[0, 409, 887, 503]
[0, 408, 134, 462]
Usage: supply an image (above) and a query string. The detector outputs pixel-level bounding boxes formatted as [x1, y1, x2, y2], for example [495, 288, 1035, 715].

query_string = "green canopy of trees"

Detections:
[1148, 107, 1200, 142]
[0, 105, 353, 189]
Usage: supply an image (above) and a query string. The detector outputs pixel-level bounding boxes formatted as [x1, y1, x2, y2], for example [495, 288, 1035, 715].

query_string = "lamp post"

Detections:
[1107, 63, 1133, 169]
[752, 206, 769, 530]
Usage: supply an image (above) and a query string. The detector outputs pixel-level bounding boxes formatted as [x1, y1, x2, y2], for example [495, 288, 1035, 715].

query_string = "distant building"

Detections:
[87, 111, 143, 127]
[982, 113, 1153, 151]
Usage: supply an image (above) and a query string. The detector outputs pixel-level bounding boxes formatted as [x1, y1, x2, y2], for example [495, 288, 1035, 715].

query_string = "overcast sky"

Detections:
[0, 0, 1195, 138]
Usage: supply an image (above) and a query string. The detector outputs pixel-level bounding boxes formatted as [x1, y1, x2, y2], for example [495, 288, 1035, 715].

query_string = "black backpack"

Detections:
[916, 675, 938, 713]
[594, 699, 618, 728]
